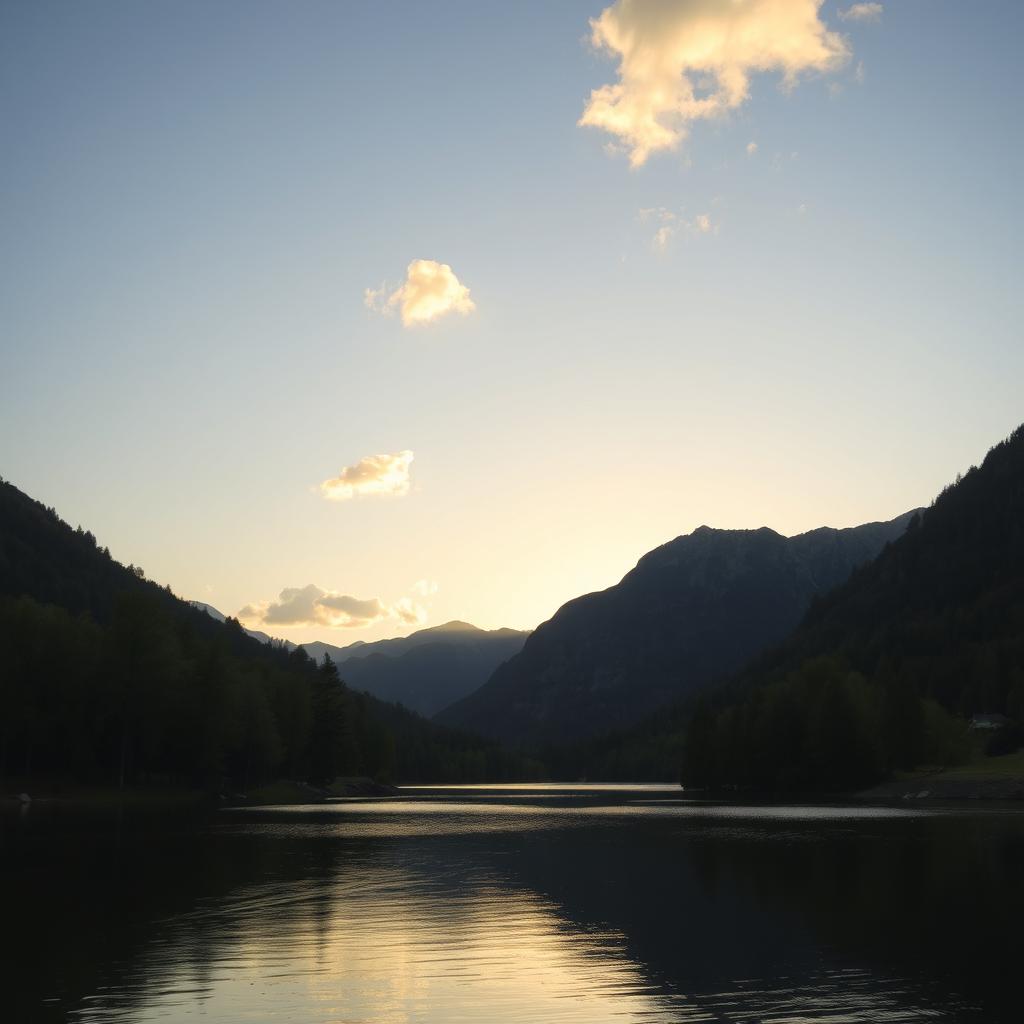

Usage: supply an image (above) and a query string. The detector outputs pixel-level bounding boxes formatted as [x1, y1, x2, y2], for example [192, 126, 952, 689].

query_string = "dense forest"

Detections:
[4, 424, 1022, 793]
[0, 479, 542, 790]
[680, 425, 1024, 790]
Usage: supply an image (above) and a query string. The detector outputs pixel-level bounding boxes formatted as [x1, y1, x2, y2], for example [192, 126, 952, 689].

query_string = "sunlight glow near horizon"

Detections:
[1, 1, 1021, 644]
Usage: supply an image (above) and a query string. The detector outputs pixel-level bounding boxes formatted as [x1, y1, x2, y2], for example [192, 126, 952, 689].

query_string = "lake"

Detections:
[4, 784, 1023, 1022]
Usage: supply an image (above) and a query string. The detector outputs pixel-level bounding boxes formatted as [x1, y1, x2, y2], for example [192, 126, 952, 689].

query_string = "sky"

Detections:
[2, 1, 1022, 644]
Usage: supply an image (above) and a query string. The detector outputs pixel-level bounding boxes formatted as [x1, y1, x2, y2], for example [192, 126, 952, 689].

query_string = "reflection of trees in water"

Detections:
[5, 804, 1023, 1022]
[475, 813, 1022, 1021]
[3, 804, 357, 1021]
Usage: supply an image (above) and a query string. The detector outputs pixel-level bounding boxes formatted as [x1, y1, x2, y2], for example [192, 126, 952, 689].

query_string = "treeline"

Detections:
[0, 479, 542, 789]
[680, 425, 1024, 790]
[0, 593, 540, 788]
[681, 657, 974, 791]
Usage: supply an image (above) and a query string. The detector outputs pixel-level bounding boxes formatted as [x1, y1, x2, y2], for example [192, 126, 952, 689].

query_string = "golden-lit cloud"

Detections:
[393, 597, 427, 626]
[238, 580, 438, 631]
[365, 259, 475, 327]
[838, 3, 882, 22]
[411, 579, 439, 598]
[238, 585, 389, 629]
[579, 0, 849, 167]
[320, 450, 413, 501]
[746, 140, 758, 155]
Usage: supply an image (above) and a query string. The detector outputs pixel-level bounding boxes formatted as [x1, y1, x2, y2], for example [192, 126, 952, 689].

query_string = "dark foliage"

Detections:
[0, 479, 541, 788]
[680, 425, 1024, 790]
[440, 513, 916, 747]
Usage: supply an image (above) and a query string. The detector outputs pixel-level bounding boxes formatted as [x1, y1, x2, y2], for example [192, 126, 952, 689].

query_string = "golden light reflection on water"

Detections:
[60, 791, 990, 1024]
[83, 864, 686, 1023]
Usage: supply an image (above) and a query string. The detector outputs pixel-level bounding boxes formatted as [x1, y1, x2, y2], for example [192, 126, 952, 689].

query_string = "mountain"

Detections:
[438, 511, 918, 747]
[185, 609, 528, 718]
[680, 424, 1024, 791]
[298, 622, 529, 717]
[189, 601, 295, 648]
[0, 478, 540, 786]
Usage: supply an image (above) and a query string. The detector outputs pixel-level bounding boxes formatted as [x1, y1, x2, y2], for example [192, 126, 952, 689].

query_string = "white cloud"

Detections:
[579, 0, 849, 167]
[238, 580, 438, 631]
[838, 3, 883, 23]
[746, 140, 758, 156]
[320, 450, 413, 502]
[366, 259, 475, 327]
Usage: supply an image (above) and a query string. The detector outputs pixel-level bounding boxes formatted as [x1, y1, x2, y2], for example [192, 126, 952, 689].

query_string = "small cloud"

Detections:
[838, 3, 883, 23]
[855, 60, 866, 84]
[393, 597, 427, 626]
[238, 585, 390, 630]
[320, 450, 413, 502]
[411, 579, 439, 598]
[364, 283, 388, 311]
[746, 141, 758, 156]
[579, 0, 849, 166]
[366, 260, 475, 327]
[239, 581, 437, 631]
[644, 206, 717, 251]
[653, 224, 675, 251]
[797, 203, 809, 216]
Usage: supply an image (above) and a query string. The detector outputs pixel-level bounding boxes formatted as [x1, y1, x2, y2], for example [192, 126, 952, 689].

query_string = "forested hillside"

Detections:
[681, 425, 1024, 791]
[440, 512, 916, 747]
[0, 480, 540, 789]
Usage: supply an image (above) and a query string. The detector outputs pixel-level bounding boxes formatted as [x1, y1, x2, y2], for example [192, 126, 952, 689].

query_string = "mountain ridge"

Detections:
[438, 511, 919, 747]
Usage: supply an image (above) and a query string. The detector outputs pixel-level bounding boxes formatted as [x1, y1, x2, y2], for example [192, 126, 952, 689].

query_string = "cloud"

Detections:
[643, 206, 716, 251]
[579, 0, 849, 167]
[838, 3, 882, 22]
[238, 585, 390, 629]
[365, 260, 475, 327]
[238, 581, 438, 631]
[393, 597, 428, 626]
[746, 140, 758, 155]
[411, 579, 439, 598]
[654, 224, 676, 251]
[320, 450, 413, 501]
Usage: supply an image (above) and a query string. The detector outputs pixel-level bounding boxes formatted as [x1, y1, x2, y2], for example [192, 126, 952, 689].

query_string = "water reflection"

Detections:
[3, 786, 1021, 1023]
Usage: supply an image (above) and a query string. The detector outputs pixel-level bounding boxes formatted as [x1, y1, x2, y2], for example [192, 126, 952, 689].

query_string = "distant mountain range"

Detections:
[438, 512, 919, 747]
[299, 622, 529, 717]
[0, 478, 537, 785]
[189, 604, 528, 718]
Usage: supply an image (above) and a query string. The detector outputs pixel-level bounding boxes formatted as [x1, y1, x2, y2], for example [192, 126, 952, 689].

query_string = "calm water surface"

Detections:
[4, 784, 1023, 1022]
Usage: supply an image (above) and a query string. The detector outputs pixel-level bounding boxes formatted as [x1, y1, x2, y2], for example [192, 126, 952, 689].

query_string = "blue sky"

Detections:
[2, 1, 1021, 641]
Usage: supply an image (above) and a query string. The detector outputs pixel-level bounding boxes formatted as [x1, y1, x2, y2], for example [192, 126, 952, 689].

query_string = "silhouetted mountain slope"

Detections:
[439, 511, 917, 747]
[679, 424, 1024, 791]
[183, 610, 527, 719]
[0, 478, 539, 785]
[299, 623, 528, 717]
[190, 601, 295, 648]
